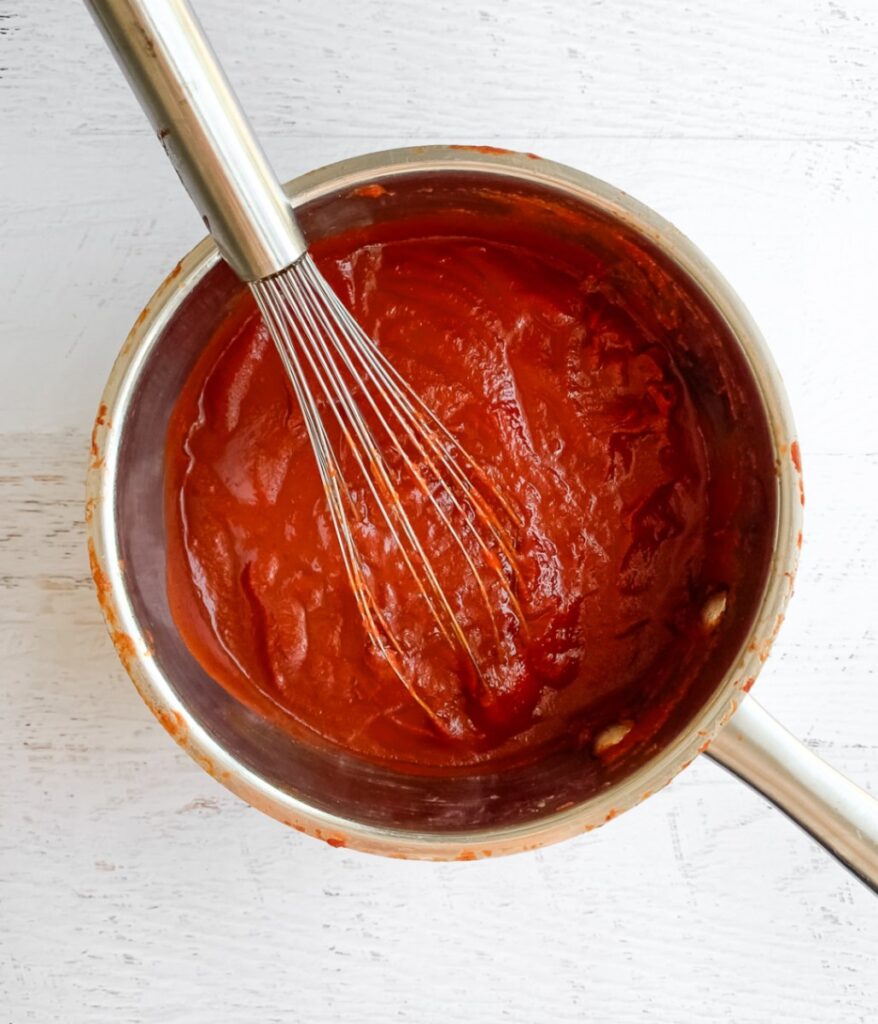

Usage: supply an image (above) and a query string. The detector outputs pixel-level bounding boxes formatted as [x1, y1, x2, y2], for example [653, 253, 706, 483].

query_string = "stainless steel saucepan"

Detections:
[86, 145, 878, 887]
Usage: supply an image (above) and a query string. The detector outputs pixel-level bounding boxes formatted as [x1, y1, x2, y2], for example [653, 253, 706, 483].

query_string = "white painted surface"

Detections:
[1, 1, 876, 1021]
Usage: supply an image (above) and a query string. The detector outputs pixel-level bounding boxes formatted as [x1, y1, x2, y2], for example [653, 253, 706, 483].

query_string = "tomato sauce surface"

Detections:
[165, 213, 773, 769]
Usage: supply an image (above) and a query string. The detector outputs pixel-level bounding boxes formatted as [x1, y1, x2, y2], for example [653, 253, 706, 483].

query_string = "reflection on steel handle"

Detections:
[84, 0, 307, 280]
[707, 695, 878, 892]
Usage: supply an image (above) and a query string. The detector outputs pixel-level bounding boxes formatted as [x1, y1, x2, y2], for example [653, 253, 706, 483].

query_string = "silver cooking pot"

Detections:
[86, 146, 878, 885]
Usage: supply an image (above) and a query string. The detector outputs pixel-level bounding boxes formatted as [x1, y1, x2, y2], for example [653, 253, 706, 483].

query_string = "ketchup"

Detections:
[165, 211, 773, 769]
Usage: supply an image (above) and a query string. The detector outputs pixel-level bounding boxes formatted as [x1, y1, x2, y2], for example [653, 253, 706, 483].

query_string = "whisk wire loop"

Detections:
[251, 255, 525, 722]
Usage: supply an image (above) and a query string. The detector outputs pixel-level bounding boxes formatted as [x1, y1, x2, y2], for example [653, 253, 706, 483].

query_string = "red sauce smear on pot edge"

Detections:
[165, 216, 773, 769]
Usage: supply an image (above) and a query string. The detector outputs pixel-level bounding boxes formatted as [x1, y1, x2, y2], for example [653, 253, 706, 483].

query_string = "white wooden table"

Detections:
[2, 1, 877, 1020]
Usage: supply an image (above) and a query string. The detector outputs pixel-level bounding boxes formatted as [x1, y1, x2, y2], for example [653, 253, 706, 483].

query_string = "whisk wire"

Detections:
[253, 276, 444, 724]
[251, 254, 527, 723]
[270, 269, 468, 658]
[305, 260, 528, 599]
[255, 267, 471, 723]
[275, 266, 504, 652]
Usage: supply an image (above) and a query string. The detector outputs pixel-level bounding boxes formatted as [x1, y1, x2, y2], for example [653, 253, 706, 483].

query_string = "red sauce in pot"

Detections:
[165, 211, 773, 769]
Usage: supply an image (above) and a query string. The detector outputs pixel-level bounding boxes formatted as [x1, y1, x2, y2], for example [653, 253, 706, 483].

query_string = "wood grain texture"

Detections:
[5, 0, 878, 141]
[2, 0, 877, 1020]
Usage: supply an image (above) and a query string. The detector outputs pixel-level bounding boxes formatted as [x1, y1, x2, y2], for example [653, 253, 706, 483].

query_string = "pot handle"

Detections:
[706, 695, 878, 892]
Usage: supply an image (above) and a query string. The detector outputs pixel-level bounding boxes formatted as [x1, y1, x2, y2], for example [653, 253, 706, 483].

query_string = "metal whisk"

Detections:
[87, 0, 524, 727]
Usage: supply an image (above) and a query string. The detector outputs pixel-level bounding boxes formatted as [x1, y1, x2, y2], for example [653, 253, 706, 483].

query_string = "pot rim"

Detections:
[86, 144, 802, 859]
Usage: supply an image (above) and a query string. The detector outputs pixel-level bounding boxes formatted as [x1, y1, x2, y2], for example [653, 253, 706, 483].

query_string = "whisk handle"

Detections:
[84, 0, 307, 281]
